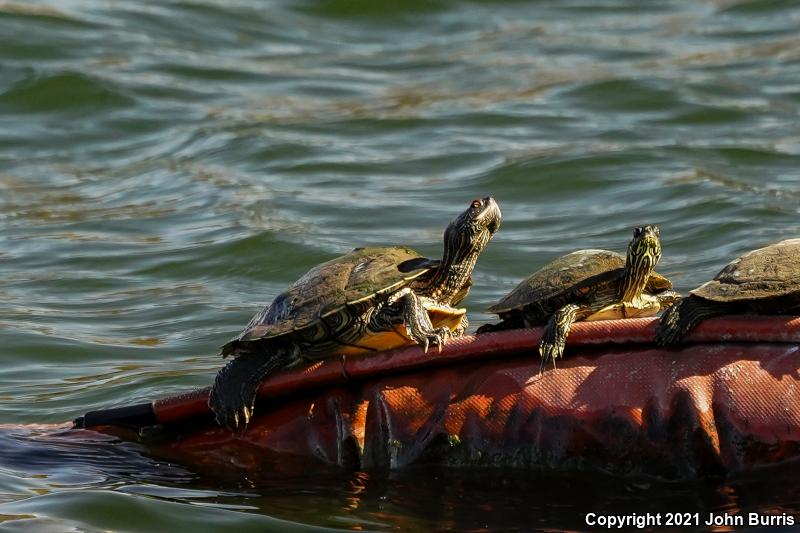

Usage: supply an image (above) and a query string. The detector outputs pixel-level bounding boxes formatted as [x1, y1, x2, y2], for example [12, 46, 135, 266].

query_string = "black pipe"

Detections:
[74, 402, 157, 430]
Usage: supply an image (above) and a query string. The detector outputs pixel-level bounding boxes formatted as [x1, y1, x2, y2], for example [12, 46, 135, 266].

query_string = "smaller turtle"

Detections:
[478, 225, 676, 370]
[656, 238, 800, 346]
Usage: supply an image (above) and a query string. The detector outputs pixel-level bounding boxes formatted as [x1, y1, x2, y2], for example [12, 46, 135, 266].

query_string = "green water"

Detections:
[2, 0, 800, 530]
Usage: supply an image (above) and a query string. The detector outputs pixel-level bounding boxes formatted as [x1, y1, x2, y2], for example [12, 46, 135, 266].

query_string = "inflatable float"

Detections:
[75, 317, 800, 478]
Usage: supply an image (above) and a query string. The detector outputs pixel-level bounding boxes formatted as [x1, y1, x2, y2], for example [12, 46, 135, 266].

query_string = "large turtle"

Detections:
[478, 225, 676, 369]
[210, 197, 501, 429]
[656, 238, 800, 345]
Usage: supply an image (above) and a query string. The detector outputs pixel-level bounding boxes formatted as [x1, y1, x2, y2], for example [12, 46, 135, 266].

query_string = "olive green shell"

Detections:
[236, 246, 437, 343]
[691, 238, 800, 303]
[488, 249, 672, 314]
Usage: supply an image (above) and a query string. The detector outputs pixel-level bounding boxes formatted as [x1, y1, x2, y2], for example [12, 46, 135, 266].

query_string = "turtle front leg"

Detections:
[539, 303, 581, 373]
[654, 296, 728, 346]
[399, 290, 452, 352]
[374, 288, 451, 352]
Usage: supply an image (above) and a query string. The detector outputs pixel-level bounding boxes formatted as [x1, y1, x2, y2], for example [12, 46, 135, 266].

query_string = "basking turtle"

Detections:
[210, 197, 501, 429]
[656, 238, 800, 346]
[478, 225, 676, 369]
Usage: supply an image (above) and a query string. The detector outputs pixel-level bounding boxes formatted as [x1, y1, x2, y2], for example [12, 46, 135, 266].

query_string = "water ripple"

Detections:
[2, 0, 800, 529]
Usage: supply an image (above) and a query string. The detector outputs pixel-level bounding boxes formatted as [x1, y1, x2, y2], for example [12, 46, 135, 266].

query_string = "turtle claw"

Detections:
[538, 341, 563, 373]
[221, 405, 253, 432]
[430, 327, 451, 354]
[209, 387, 257, 431]
[209, 393, 245, 431]
[537, 304, 577, 373]
[538, 354, 557, 376]
[415, 327, 451, 354]
[209, 351, 295, 431]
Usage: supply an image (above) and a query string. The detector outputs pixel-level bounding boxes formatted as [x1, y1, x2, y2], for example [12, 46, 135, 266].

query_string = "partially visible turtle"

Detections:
[656, 238, 800, 346]
[478, 225, 676, 369]
[210, 197, 502, 429]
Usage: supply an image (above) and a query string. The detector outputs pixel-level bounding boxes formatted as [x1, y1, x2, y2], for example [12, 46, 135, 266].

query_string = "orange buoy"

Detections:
[80, 316, 800, 477]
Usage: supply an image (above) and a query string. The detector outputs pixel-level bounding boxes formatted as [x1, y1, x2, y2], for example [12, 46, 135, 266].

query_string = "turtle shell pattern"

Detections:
[691, 238, 800, 303]
[488, 249, 672, 318]
[233, 246, 437, 345]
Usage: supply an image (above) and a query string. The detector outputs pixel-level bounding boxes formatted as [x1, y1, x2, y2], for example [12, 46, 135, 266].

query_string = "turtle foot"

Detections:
[208, 351, 293, 431]
[654, 302, 683, 346]
[538, 339, 564, 374]
[538, 303, 579, 374]
[208, 369, 258, 431]
[420, 327, 452, 353]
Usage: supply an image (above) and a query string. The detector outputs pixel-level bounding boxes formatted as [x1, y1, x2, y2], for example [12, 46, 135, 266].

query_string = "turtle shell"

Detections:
[236, 246, 438, 343]
[691, 238, 800, 303]
[488, 249, 672, 314]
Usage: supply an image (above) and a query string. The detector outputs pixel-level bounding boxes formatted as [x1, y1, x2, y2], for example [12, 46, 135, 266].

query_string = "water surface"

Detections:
[2, 0, 800, 530]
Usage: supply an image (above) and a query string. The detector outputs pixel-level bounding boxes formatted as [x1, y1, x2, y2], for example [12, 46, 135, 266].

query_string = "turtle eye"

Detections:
[471, 199, 482, 209]
[633, 227, 642, 238]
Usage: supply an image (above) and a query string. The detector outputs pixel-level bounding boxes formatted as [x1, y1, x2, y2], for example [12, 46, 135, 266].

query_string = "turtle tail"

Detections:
[208, 348, 295, 430]
[654, 296, 726, 346]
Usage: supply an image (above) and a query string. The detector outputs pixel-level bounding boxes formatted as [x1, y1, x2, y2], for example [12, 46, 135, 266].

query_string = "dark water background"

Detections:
[2, 0, 800, 530]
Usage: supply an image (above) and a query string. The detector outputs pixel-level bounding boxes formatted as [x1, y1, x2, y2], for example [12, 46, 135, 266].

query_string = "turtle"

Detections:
[477, 225, 676, 370]
[209, 197, 502, 429]
[655, 238, 800, 346]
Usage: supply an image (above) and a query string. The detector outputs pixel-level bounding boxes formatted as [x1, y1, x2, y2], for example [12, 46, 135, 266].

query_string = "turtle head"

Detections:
[621, 224, 662, 301]
[628, 225, 662, 269]
[444, 196, 502, 261]
[430, 197, 501, 304]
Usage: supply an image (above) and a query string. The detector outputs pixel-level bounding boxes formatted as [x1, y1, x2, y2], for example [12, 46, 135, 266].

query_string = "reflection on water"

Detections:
[2, 0, 800, 529]
[0, 425, 192, 490]
[2, 426, 800, 531]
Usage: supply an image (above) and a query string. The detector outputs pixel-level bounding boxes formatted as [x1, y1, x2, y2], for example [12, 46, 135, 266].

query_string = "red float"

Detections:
[79, 316, 800, 478]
